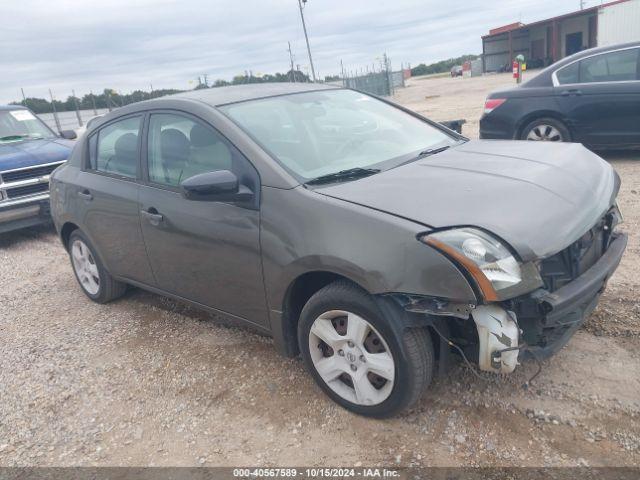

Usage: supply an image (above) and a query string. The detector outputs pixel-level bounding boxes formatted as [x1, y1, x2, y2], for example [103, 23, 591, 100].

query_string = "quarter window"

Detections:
[556, 62, 580, 85]
[147, 113, 251, 188]
[89, 116, 141, 178]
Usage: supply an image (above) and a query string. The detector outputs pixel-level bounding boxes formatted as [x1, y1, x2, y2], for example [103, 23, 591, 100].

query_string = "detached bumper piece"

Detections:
[507, 232, 627, 360]
[472, 305, 519, 373]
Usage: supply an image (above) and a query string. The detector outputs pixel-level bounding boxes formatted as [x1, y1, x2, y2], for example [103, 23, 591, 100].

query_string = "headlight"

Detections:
[420, 227, 542, 301]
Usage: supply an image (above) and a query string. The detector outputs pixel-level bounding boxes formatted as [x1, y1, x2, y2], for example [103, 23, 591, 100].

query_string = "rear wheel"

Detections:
[298, 281, 434, 417]
[69, 230, 127, 303]
[521, 117, 571, 142]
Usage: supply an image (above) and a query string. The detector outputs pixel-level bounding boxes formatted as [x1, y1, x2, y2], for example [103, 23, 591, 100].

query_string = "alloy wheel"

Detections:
[526, 124, 563, 141]
[308, 310, 395, 406]
[71, 239, 100, 295]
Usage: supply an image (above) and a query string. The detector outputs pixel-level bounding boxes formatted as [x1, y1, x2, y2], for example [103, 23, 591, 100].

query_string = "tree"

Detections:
[12, 68, 313, 113]
[410, 54, 480, 77]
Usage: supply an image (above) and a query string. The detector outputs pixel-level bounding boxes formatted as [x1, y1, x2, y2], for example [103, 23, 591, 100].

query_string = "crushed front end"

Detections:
[398, 205, 626, 376]
[469, 205, 627, 372]
[504, 206, 626, 361]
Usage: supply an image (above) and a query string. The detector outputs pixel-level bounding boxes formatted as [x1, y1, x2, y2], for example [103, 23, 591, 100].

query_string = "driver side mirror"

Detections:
[60, 130, 77, 140]
[180, 170, 254, 203]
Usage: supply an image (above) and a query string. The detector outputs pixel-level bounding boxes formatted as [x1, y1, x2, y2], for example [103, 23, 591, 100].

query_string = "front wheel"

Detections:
[298, 281, 434, 418]
[521, 117, 571, 142]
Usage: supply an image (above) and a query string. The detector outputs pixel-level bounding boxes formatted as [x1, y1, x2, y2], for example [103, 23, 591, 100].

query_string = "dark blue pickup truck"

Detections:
[0, 105, 76, 233]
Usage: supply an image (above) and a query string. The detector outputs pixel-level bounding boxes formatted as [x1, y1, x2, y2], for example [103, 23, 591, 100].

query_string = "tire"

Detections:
[521, 117, 571, 142]
[68, 230, 127, 303]
[298, 280, 434, 418]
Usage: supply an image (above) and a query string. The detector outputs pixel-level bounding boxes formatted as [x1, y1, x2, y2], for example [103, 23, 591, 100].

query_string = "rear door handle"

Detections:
[77, 190, 93, 201]
[561, 89, 582, 96]
[141, 209, 164, 226]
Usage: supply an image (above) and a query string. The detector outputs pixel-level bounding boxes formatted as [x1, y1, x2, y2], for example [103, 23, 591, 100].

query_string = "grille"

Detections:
[5, 183, 49, 199]
[0, 162, 62, 183]
[539, 212, 616, 292]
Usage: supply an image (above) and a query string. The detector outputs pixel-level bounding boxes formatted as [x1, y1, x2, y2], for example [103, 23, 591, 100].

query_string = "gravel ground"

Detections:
[1, 71, 639, 467]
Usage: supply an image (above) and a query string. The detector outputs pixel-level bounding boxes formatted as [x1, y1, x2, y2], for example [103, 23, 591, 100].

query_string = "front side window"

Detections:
[147, 113, 253, 188]
[89, 116, 141, 178]
[220, 89, 458, 182]
[579, 49, 639, 83]
[0, 109, 56, 142]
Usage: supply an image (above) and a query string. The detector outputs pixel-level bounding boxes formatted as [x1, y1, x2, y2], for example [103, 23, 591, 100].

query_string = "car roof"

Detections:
[524, 41, 640, 87]
[555, 41, 640, 66]
[170, 82, 340, 107]
[0, 104, 27, 111]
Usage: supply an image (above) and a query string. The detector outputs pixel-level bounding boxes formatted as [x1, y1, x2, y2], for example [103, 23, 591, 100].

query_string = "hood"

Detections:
[317, 140, 616, 261]
[0, 138, 74, 171]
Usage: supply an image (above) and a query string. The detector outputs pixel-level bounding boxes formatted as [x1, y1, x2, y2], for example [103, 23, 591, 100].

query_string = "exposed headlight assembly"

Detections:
[420, 227, 542, 301]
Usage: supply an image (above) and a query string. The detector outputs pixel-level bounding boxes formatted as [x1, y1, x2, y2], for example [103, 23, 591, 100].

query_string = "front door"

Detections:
[76, 114, 155, 284]
[138, 112, 268, 327]
[555, 47, 640, 148]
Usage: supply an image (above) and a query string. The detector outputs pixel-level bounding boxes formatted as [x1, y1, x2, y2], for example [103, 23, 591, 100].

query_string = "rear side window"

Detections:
[88, 116, 141, 178]
[579, 49, 639, 83]
[556, 48, 639, 85]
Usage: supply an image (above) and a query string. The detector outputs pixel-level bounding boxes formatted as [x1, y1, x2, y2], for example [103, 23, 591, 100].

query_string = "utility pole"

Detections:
[288, 42, 296, 82]
[72, 89, 83, 127]
[297, 0, 316, 82]
[48, 89, 62, 133]
[90, 90, 98, 115]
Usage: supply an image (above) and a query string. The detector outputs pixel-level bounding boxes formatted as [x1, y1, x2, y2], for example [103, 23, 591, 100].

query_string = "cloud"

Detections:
[1, 0, 579, 103]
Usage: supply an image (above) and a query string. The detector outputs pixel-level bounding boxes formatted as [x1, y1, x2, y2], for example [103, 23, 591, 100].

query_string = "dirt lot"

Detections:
[1, 71, 639, 467]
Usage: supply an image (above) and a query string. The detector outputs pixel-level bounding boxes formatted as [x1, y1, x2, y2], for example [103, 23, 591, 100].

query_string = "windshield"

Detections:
[0, 109, 56, 142]
[220, 89, 458, 182]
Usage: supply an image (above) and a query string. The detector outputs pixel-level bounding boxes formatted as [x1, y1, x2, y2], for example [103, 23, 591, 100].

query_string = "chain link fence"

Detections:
[38, 109, 110, 132]
[339, 54, 406, 97]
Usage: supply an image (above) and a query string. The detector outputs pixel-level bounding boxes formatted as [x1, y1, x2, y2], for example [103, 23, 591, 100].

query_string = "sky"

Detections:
[1, 0, 591, 103]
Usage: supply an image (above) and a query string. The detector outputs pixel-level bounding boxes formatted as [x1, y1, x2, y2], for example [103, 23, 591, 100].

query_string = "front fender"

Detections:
[261, 186, 478, 313]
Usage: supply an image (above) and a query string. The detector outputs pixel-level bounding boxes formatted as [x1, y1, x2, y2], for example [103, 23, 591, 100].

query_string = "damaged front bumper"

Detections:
[477, 232, 627, 373]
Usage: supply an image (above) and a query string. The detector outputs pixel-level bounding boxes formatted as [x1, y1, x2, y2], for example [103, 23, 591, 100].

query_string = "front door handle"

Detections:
[141, 209, 164, 226]
[77, 190, 93, 201]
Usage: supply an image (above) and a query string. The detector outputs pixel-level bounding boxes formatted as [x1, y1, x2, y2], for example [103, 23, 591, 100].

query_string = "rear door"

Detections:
[554, 47, 640, 148]
[75, 114, 155, 284]
[137, 111, 268, 327]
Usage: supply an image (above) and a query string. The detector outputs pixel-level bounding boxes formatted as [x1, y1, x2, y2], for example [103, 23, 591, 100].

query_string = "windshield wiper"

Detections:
[416, 145, 452, 158]
[305, 167, 380, 186]
[395, 144, 455, 169]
